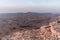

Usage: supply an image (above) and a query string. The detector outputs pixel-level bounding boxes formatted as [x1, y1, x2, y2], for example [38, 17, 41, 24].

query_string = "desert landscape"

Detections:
[0, 12, 59, 40]
[0, 0, 60, 40]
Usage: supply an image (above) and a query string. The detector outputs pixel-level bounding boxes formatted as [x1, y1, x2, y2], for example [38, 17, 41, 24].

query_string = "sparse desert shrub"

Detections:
[12, 27, 16, 30]
[19, 25, 31, 28]
[57, 21, 60, 23]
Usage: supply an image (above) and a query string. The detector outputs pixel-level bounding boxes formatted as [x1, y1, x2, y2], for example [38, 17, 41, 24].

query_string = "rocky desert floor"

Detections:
[0, 23, 60, 40]
[0, 13, 59, 40]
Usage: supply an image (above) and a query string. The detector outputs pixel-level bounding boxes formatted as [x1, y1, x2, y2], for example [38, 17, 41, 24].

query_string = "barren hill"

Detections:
[0, 12, 59, 40]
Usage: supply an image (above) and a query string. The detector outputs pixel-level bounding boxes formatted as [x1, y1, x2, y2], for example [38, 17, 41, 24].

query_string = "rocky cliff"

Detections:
[0, 22, 60, 40]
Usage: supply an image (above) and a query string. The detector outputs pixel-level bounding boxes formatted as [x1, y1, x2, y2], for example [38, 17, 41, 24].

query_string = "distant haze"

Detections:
[0, 0, 60, 13]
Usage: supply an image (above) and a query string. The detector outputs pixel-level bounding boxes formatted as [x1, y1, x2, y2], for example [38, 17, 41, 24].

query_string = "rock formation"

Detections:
[0, 24, 60, 40]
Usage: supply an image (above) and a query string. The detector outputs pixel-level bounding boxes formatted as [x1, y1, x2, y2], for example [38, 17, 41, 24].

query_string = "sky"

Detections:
[0, 0, 60, 13]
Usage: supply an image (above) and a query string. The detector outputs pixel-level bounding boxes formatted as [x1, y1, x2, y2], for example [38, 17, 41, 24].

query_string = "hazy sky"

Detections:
[0, 0, 60, 13]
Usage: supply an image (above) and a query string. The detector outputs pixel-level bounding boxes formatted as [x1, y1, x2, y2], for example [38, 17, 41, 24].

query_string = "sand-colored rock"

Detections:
[0, 25, 60, 40]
